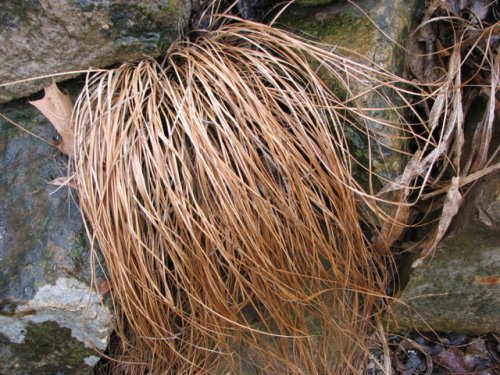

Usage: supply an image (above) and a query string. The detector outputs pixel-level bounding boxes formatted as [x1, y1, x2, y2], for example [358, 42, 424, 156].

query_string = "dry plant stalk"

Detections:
[400, 0, 500, 266]
[72, 16, 426, 374]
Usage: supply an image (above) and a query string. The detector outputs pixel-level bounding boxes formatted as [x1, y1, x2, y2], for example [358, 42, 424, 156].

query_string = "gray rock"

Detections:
[391, 224, 500, 334]
[0, 0, 191, 103]
[0, 92, 113, 374]
[294, 0, 333, 6]
[17, 277, 112, 350]
[279, 0, 422, 182]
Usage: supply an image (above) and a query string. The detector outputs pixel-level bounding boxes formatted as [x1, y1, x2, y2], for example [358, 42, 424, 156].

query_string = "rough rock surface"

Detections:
[391, 224, 500, 334]
[0, 90, 113, 374]
[280, 0, 422, 181]
[0, 0, 191, 103]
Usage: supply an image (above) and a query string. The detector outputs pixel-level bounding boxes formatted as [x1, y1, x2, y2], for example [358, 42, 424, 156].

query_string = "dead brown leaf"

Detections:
[49, 176, 76, 189]
[413, 176, 462, 267]
[98, 280, 113, 296]
[30, 82, 74, 156]
[436, 346, 469, 372]
[374, 204, 411, 255]
[474, 275, 500, 286]
[374, 152, 422, 254]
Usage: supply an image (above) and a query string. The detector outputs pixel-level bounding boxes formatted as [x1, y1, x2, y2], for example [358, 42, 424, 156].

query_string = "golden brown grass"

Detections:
[0, 1, 495, 372]
[72, 15, 431, 375]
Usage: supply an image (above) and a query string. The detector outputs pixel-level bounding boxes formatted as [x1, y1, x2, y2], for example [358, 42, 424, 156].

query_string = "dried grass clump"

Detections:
[73, 16, 422, 374]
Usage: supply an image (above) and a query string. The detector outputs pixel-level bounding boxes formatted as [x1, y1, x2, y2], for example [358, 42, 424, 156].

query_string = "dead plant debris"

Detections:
[365, 332, 500, 375]
[388, 0, 500, 267]
[75, 14, 422, 373]
[2, 0, 497, 373]
[29, 81, 74, 156]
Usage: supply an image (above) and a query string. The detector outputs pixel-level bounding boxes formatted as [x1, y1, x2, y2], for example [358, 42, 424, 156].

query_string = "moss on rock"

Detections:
[2, 321, 95, 375]
[391, 224, 500, 334]
[279, 0, 420, 182]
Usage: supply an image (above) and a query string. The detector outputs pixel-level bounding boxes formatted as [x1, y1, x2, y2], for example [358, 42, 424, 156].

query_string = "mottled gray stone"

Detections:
[84, 355, 101, 367]
[280, 0, 422, 182]
[0, 316, 26, 344]
[0, 0, 191, 103]
[0, 89, 113, 374]
[17, 277, 112, 350]
[0, 277, 112, 374]
[391, 224, 500, 334]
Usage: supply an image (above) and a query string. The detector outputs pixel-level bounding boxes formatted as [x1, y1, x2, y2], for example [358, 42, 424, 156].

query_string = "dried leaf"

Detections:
[469, 51, 498, 173]
[407, 29, 442, 84]
[474, 275, 500, 286]
[99, 280, 113, 296]
[413, 176, 462, 267]
[377, 151, 422, 196]
[436, 347, 469, 372]
[30, 82, 74, 156]
[49, 176, 76, 189]
[374, 153, 422, 253]
[374, 204, 410, 254]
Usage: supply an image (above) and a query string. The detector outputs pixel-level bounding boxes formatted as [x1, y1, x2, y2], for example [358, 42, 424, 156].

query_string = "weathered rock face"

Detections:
[0, 0, 191, 103]
[0, 92, 113, 374]
[294, 0, 333, 6]
[279, 0, 422, 181]
[282, 0, 419, 60]
[391, 224, 500, 334]
[390, 92, 500, 335]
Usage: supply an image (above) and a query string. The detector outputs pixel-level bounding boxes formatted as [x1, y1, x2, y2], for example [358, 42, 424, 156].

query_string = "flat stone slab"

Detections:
[0, 0, 190, 103]
[391, 224, 500, 334]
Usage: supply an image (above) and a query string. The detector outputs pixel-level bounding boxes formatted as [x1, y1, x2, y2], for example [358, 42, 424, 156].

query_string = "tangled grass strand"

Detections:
[73, 18, 420, 374]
